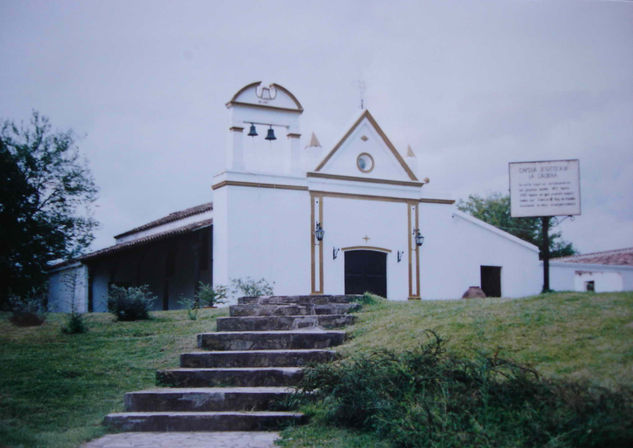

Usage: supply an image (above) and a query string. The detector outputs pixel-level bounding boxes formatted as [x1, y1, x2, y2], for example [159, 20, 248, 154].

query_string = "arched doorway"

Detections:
[344, 250, 387, 297]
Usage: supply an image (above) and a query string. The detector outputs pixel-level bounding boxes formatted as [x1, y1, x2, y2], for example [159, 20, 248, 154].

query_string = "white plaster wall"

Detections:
[419, 205, 541, 299]
[213, 179, 310, 303]
[321, 197, 410, 300]
[48, 264, 89, 313]
[550, 262, 633, 292]
[91, 267, 109, 312]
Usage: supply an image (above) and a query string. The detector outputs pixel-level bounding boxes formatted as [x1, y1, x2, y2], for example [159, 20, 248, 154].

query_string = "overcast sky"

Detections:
[1, 0, 631, 254]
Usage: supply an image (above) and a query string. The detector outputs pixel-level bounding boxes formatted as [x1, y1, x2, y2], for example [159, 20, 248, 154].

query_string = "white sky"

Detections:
[1, 0, 631, 254]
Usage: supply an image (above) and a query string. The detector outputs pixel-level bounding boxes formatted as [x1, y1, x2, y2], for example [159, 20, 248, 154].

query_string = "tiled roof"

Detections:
[114, 202, 213, 239]
[81, 219, 212, 261]
[552, 247, 633, 266]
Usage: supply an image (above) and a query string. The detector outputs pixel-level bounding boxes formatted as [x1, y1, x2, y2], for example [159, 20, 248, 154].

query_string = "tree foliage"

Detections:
[457, 193, 577, 259]
[0, 111, 98, 308]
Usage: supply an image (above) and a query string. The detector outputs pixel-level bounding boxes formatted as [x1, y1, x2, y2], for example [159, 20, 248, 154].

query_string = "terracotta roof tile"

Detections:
[552, 247, 633, 266]
[114, 202, 212, 239]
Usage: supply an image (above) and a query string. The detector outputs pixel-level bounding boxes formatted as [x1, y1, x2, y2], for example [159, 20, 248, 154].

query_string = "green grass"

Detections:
[0, 308, 227, 448]
[1, 292, 632, 447]
[279, 291, 633, 447]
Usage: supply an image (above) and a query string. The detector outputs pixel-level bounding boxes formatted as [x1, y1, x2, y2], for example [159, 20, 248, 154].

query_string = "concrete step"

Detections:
[181, 349, 337, 368]
[197, 330, 346, 351]
[216, 314, 356, 331]
[237, 295, 358, 305]
[104, 411, 305, 432]
[157, 367, 303, 387]
[124, 387, 293, 412]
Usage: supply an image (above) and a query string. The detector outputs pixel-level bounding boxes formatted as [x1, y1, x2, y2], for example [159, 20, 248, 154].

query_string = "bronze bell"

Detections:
[265, 126, 276, 141]
[248, 123, 258, 137]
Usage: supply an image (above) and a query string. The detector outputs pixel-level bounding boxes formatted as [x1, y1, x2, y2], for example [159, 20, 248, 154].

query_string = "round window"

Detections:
[356, 153, 374, 173]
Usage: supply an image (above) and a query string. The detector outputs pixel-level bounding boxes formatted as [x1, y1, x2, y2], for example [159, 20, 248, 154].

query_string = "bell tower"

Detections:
[224, 81, 304, 175]
[213, 82, 311, 298]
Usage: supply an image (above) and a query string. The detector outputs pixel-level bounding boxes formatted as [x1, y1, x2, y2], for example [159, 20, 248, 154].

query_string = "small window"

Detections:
[585, 281, 595, 292]
[356, 153, 374, 173]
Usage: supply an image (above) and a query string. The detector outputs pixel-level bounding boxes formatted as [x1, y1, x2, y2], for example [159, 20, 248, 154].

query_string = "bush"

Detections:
[107, 285, 156, 321]
[295, 331, 633, 448]
[231, 277, 274, 297]
[196, 282, 227, 307]
[8, 293, 46, 327]
[61, 312, 87, 334]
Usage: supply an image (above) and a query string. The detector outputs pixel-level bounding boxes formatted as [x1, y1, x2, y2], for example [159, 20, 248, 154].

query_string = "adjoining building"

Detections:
[549, 248, 633, 293]
[49, 81, 550, 312]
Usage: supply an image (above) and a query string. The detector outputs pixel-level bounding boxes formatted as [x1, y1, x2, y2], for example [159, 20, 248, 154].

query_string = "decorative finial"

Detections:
[358, 80, 366, 110]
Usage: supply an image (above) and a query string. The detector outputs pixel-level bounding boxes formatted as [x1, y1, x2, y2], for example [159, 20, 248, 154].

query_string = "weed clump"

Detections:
[295, 331, 633, 448]
[61, 312, 87, 334]
[107, 285, 156, 321]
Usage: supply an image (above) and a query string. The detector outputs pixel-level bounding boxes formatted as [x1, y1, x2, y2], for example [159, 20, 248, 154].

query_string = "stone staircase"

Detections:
[104, 295, 358, 432]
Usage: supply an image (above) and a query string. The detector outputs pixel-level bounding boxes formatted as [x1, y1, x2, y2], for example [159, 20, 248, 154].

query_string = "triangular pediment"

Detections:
[314, 110, 418, 181]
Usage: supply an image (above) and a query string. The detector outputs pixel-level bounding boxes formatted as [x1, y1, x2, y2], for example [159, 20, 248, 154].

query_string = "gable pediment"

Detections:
[314, 110, 417, 181]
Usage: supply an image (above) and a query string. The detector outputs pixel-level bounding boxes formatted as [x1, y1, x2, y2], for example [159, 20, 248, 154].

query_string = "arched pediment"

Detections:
[227, 81, 303, 113]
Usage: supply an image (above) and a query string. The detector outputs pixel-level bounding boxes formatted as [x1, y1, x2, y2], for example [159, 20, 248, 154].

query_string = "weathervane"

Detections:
[358, 80, 366, 110]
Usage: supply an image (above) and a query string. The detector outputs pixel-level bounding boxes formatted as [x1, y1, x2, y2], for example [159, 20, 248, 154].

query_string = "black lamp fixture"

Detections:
[247, 123, 258, 137]
[315, 222, 324, 242]
[414, 229, 425, 247]
[333, 247, 340, 259]
[397, 250, 404, 262]
[265, 126, 276, 141]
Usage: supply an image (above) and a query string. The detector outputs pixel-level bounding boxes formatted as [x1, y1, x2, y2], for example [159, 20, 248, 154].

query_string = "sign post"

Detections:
[509, 159, 580, 293]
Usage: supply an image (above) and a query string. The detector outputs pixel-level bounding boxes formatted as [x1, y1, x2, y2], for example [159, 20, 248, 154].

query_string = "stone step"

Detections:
[229, 303, 360, 317]
[157, 367, 303, 387]
[216, 314, 356, 331]
[229, 304, 310, 317]
[104, 411, 305, 432]
[124, 387, 293, 412]
[197, 330, 346, 351]
[237, 295, 358, 305]
[181, 349, 337, 368]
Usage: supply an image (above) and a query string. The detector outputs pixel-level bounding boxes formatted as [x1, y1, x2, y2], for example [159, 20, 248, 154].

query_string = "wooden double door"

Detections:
[344, 250, 387, 298]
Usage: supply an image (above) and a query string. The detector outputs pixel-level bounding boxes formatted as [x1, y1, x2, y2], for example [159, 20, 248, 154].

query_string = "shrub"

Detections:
[61, 312, 87, 334]
[8, 293, 46, 327]
[295, 331, 633, 448]
[107, 285, 156, 321]
[196, 282, 227, 307]
[231, 277, 274, 297]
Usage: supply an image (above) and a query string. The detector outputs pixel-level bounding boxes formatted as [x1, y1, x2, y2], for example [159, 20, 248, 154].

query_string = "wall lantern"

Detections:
[333, 247, 340, 260]
[414, 229, 425, 247]
[315, 222, 324, 242]
[397, 250, 404, 262]
[247, 123, 258, 137]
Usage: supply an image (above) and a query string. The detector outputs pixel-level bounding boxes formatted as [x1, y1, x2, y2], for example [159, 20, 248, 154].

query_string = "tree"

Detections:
[457, 193, 577, 259]
[0, 111, 98, 309]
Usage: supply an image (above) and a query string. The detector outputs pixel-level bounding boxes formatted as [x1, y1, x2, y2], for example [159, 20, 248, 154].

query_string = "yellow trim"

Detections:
[419, 198, 455, 204]
[314, 109, 418, 181]
[228, 101, 303, 114]
[310, 194, 324, 294]
[341, 246, 392, 253]
[415, 205, 421, 296]
[286, 133, 301, 139]
[229, 126, 244, 132]
[408, 204, 412, 298]
[307, 171, 424, 187]
[309, 190, 450, 205]
[212, 180, 308, 191]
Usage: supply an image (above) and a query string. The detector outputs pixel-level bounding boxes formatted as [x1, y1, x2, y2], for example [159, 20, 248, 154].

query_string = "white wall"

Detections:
[420, 206, 541, 299]
[321, 197, 410, 300]
[550, 262, 633, 292]
[213, 172, 310, 302]
[48, 263, 89, 313]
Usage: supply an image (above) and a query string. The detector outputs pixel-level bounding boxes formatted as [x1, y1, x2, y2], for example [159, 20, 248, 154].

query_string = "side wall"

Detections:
[48, 264, 89, 313]
[420, 205, 541, 299]
[550, 262, 633, 292]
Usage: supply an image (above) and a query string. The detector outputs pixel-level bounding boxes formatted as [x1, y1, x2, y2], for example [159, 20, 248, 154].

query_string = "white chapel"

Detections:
[49, 82, 549, 312]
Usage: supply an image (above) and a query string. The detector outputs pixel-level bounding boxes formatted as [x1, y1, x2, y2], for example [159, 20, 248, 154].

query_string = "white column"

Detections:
[226, 126, 244, 171]
[287, 132, 301, 175]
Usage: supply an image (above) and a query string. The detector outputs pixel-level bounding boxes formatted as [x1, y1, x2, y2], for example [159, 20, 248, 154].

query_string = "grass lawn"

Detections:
[1, 292, 632, 447]
[0, 308, 227, 448]
[279, 291, 633, 447]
